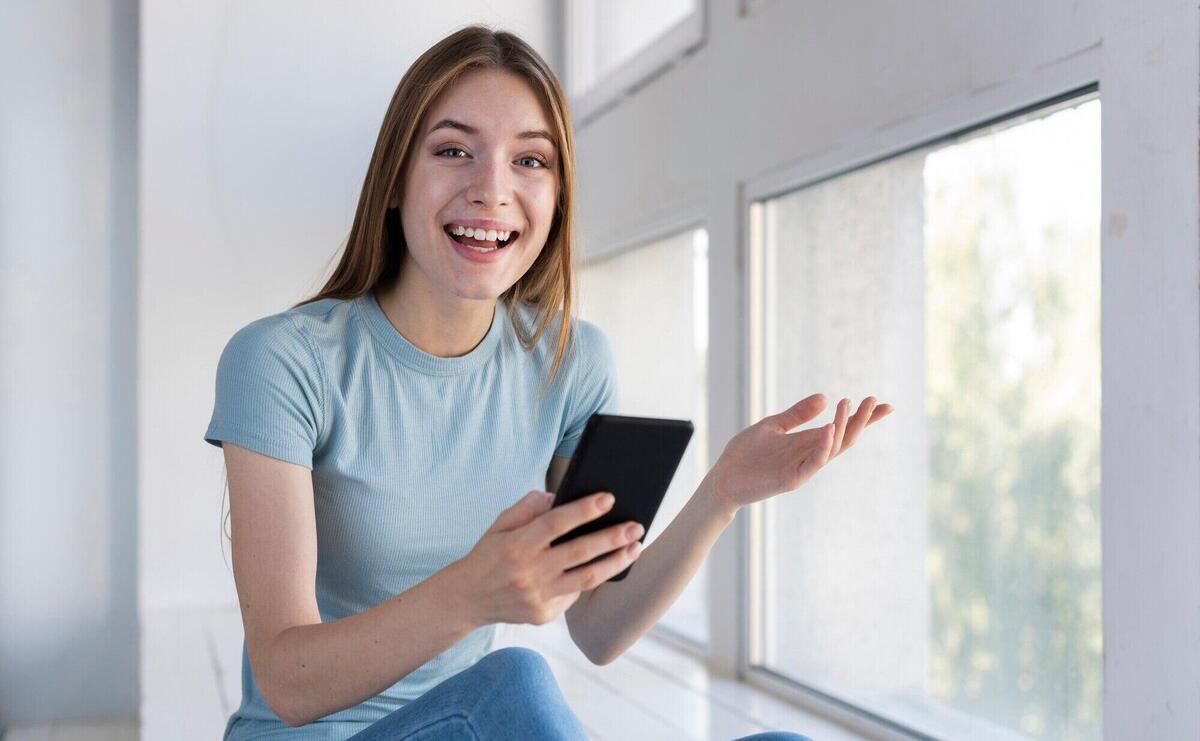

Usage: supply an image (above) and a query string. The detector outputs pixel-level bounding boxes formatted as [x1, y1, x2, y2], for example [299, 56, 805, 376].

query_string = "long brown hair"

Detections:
[221, 26, 579, 564]
[295, 24, 579, 386]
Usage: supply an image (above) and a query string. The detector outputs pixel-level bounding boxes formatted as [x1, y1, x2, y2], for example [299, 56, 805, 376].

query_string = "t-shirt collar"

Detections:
[354, 290, 503, 376]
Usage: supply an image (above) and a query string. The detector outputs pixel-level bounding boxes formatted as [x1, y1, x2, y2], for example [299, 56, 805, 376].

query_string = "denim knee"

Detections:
[475, 646, 554, 682]
[473, 647, 561, 706]
[477, 646, 552, 674]
[468, 647, 585, 739]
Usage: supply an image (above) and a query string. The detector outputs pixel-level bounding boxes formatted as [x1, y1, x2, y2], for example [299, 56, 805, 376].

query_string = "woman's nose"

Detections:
[466, 156, 512, 208]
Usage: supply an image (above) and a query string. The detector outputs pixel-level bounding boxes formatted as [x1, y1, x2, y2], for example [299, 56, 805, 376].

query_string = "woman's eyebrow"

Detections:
[427, 118, 557, 148]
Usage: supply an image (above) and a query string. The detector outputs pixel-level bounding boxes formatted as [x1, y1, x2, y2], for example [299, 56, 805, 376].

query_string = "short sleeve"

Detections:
[203, 314, 325, 470]
[554, 320, 619, 458]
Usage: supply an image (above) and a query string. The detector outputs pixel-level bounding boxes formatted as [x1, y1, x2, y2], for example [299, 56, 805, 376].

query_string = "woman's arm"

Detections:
[564, 395, 892, 664]
[225, 443, 481, 727]
[562, 471, 733, 665]
[546, 452, 733, 665]
[264, 574, 477, 726]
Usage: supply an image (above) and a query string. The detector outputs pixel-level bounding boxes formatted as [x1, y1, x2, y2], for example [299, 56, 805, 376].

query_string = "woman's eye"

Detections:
[434, 147, 546, 168]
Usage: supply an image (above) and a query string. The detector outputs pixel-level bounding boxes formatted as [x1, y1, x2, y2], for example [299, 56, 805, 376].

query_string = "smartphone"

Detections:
[550, 413, 694, 581]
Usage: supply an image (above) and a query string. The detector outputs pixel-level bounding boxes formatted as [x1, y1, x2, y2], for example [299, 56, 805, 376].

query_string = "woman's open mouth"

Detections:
[444, 223, 520, 264]
[444, 224, 519, 253]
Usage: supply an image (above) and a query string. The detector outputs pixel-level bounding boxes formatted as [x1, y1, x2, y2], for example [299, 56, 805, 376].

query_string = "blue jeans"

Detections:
[345, 647, 813, 741]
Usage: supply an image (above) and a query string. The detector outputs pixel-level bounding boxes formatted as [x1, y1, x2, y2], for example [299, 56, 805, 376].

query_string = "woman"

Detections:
[205, 24, 891, 740]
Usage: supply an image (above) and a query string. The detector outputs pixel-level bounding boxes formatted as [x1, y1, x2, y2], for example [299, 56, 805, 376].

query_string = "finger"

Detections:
[795, 423, 836, 478]
[551, 539, 643, 595]
[819, 423, 836, 464]
[488, 490, 555, 534]
[768, 393, 827, 432]
[830, 398, 850, 456]
[861, 403, 893, 430]
[839, 397, 877, 451]
[528, 491, 615, 544]
[548, 519, 644, 572]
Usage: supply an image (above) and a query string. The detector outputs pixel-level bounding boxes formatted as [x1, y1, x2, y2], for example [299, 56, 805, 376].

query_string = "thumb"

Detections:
[488, 490, 554, 534]
[768, 393, 827, 432]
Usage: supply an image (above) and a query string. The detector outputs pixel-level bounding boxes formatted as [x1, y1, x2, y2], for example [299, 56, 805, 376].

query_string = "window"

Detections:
[565, 0, 705, 125]
[578, 228, 710, 645]
[748, 97, 1101, 740]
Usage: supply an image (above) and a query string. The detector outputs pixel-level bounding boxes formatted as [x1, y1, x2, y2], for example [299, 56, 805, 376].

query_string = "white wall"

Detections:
[0, 0, 140, 725]
[571, 0, 1199, 738]
[138, 1, 559, 611]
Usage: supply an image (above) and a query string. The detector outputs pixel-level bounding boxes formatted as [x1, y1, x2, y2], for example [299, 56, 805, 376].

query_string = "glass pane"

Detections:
[568, 0, 696, 98]
[755, 98, 1101, 740]
[578, 229, 709, 644]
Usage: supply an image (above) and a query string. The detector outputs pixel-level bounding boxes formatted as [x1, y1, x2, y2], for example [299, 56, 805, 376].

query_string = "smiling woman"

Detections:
[389, 67, 559, 313]
[205, 23, 838, 741]
[299, 29, 579, 380]
[205, 26, 645, 740]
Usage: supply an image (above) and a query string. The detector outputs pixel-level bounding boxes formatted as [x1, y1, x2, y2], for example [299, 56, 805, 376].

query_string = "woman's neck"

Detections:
[372, 272, 496, 358]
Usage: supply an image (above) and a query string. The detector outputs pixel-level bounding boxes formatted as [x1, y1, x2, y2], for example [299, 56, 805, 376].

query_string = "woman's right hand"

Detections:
[446, 490, 645, 627]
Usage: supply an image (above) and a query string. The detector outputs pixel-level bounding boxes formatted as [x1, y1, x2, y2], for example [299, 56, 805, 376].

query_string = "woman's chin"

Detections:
[447, 280, 512, 303]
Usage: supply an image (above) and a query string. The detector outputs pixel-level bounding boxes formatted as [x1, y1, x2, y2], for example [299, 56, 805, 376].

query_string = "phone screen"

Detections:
[551, 413, 693, 581]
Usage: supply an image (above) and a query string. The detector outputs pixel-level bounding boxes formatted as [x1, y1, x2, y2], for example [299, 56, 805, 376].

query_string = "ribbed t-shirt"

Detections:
[203, 290, 618, 740]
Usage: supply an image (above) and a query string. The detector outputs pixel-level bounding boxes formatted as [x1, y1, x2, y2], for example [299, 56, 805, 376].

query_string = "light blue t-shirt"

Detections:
[204, 290, 618, 740]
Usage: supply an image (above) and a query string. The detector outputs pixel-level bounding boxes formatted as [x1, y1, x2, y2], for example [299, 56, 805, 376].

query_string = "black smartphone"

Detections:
[550, 413, 694, 581]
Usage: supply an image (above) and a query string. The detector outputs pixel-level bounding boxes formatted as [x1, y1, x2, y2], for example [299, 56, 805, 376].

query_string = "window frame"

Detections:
[738, 85, 1102, 740]
[577, 212, 713, 656]
[564, 0, 707, 128]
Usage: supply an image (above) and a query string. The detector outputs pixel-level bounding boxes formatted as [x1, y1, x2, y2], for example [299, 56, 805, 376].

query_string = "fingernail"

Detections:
[628, 541, 642, 556]
[539, 491, 555, 504]
[599, 493, 614, 509]
[626, 523, 643, 538]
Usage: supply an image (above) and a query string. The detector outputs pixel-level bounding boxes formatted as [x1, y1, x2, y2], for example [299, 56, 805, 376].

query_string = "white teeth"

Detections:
[447, 224, 516, 244]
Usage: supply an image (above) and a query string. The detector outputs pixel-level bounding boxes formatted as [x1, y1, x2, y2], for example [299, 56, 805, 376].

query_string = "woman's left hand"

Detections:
[707, 393, 893, 514]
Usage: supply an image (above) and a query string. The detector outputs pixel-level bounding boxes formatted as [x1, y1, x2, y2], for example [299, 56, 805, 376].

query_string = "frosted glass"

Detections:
[756, 99, 1101, 740]
[578, 229, 709, 644]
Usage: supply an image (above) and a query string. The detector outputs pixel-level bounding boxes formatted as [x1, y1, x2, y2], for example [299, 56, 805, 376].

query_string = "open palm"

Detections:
[710, 393, 893, 512]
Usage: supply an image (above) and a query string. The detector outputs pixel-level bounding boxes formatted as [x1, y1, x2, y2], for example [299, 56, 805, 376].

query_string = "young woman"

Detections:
[205, 25, 891, 741]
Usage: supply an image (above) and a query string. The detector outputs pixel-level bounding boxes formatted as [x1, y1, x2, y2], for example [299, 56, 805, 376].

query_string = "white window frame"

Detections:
[564, 0, 707, 128]
[579, 211, 712, 657]
[741, 84, 1101, 741]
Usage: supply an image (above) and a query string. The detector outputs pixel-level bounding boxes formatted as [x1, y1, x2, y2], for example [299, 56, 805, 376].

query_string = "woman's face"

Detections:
[396, 67, 560, 303]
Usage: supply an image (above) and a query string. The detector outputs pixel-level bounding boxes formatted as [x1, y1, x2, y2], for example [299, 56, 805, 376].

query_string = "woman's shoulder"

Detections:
[219, 296, 355, 369]
[284, 296, 354, 335]
[570, 313, 611, 351]
[280, 296, 358, 352]
[511, 300, 609, 345]
[508, 301, 615, 380]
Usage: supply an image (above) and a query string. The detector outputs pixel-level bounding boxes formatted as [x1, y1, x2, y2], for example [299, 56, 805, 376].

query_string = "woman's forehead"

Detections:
[424, 69, 555, 144]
